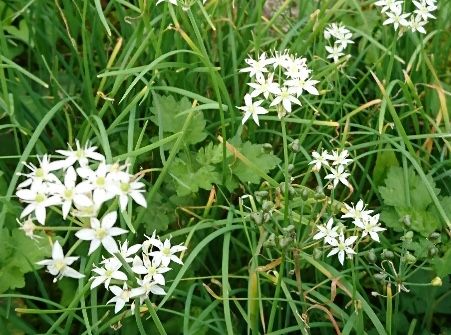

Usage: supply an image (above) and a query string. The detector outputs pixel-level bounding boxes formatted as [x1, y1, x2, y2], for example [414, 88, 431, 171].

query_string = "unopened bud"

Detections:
[381, 249, 394, 260]
[278, 235, 292, 248]
[250, 212, 262, 225]
[262, 143, 273, 153]
[290, 139, 300, 152]
[428, 232, 441, 243]
[367, 249, 377, 263]
[402, 252, 416, 265]
[301, 189, 309, 201]
[431, 277, 442, 287]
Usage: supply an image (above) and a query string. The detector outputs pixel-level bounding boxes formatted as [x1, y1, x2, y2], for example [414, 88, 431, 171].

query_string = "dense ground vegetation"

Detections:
[0, 0, 450, 334]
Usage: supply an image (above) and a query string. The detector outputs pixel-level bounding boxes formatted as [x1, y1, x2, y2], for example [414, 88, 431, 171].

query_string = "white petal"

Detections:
[102, 211, 118, 229]
[130, 192, 147, 208]
[52, 241, 64, 260]
[109, 227, 128, 237]
[88, 239, 102, 255]
[102, 236, 119, 255]
[75, 229, 96, 241]
[62, 266, 85, 279]
[91, 276, 106, 289]
[35, 206, 46, 225]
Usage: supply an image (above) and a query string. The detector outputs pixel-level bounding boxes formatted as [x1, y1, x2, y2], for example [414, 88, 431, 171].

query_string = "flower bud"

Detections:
[263, 233, 276, 248]
[381, 249, 394, 260]
[431, 277, 442, 287]
[366, 249, 377, 263]
[401, 215, 411, 227]
[254, 190, 269, 200]
[401, 231, 413, 243]
[250, 212, 262, 225]
[301, 189, 309, 201]
[428, 232, 441, 243]
[402, 252, 416, 265]
[278, 235, 292, 248]
[290, 139, 300, 153]
[262, 143, 273, 154]
[281, 225, 295, 235]
[374, 273, 386, 282]
[262, 200, 274, 212]
[287, 164, 294, 173]
[428, 246, 438, 257]
[313, 248, 322, 259]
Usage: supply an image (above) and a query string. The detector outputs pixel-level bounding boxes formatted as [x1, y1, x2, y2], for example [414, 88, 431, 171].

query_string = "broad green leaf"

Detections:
[150, 94, 207, 148]
[372, 146, 399, 187]
[227, 140, 281, 185]
[0, 228, 50, 293]
[196, 142, 225, 166]
[432, 248, 451, 277]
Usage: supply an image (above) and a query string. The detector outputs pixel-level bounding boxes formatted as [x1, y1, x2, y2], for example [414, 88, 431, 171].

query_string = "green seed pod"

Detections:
[431, 277, 442, 287]
[314, 190, 325, 200]
[278, 235, 292, 248]
[281, 225, 295, 235]
[402, 215, 411, 227]
[290, 139, 300, 153]
[262, 200, 274, 212]
[263, 212, 271, 223]
[313, 248, 322, 259]
[374, 273, 387, 282]
[301, 189, 309, 201]
[367, 249, 377, 263]
[250, 212, 262, 225]
[402, 231, 414, 243]
[428, 246, 438, 257]
[428, 232, 441, 243]
[402, 252, 416, 265]
[288, 164, 294, 173]
[254, 190, 269, 199]
[262, 143, 273, 153]
[263, 233, 276, 248]
[381, 249, 394, 260]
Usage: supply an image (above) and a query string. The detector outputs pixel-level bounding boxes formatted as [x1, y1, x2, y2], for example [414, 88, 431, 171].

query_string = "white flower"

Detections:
[75, 211, 128, 255]
[130, 277, 166, 303]
[112, 174, 147, 211]
[327, 233, 358, 265]
[270, 50, 291, 69]
[283, 57, 309, 79]
[354, 214, 386, 242]
[131, 255, 171, 285]
[240, 53, 272, 80]
[383, 5, 410, 31]
[326, 149, 353, 167]
[16, 186, 61, 225]
[17, 154, 61, 189]
[413, 0, 436, 21]
[56, 139, 105, 168]
[270, 86, 301, 114]
[77, 163, 116, 206]
[17, 217, 40, 240]
[146, 234, 187, 267]
[118, 240, 142, 263]
[408, 15, 427, 34]
[335, 32, 354, 50]
[238, 94, 269, 126]
[341, 200, 373, 225]
[313, 218, 339, 245]
[248, 73, 281, 99]
[108, 283, 131, 314]
[286, 72, 319, 97]
[374, 0, 403, 13]
[325, 45, 345, 63]
[324, 165, 351, 188]
[308, 150, 330, 172]
[91, 257, 127, 289]
[52, 166, 93, 219]
[324, 23, 351, 40]
[36, 241, 84, 282]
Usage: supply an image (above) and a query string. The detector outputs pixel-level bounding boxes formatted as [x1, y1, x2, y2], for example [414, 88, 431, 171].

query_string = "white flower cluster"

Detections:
[15, 139, 148, 281]
[16, 139, 147, 226]
[309, 149, 353, 189]
[324, 23, 354, 63]
[156, 0, 207, 6]
[376, 0, 437, 33]
[313, 200, 386, 265]
[90, 233, 186, 314]
[238, 50, 319, 124]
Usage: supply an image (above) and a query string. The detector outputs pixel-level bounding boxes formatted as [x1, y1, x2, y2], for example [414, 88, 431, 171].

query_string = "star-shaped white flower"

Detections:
[131, 255, 171, 285]
[145, 234, 187, 267]
[117, 240, 142, 263]
[108, 283, 131, 314]
[130, 277, 166, 304]
[327, 233, 358, 265]
[75, 211, 127, 255]
[383, 5, 410, 31]
[270, 86, 301, 114]
[240, 52, 273, 80]
[238, 93, 269, 126]
[374, 0, 403, 13]
[248, 73, 281, 99]
[91, 257, 127, 289]
[16, 186, 61, 225]
[341, 200, 373, 226]
[36, 241, 84, 282]
[354, 214, 386, 242]
[309, 150, 330, 172]
[52, 166, 93, 219]
[408, 14, 427, 33]
[112, 174, 147, 211]
[55, 139, 105, 168]
[17, 217, 40, 240]
[413, 0, 436, 21]
[325, 44, 345, 63]
[324, 165, 351, 188]
[77, 163, 116, 206]
[17, 154, 61, 189]
[286, 71, 319, 97]
[313, 218, 339, 245]
[325, 149, 353, 167]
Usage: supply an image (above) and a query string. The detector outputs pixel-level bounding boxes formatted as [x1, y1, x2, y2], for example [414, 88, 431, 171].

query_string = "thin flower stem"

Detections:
[144, 298, 168, 335]
[281, 117, 290, 227]
[267, 254, 285, 333]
